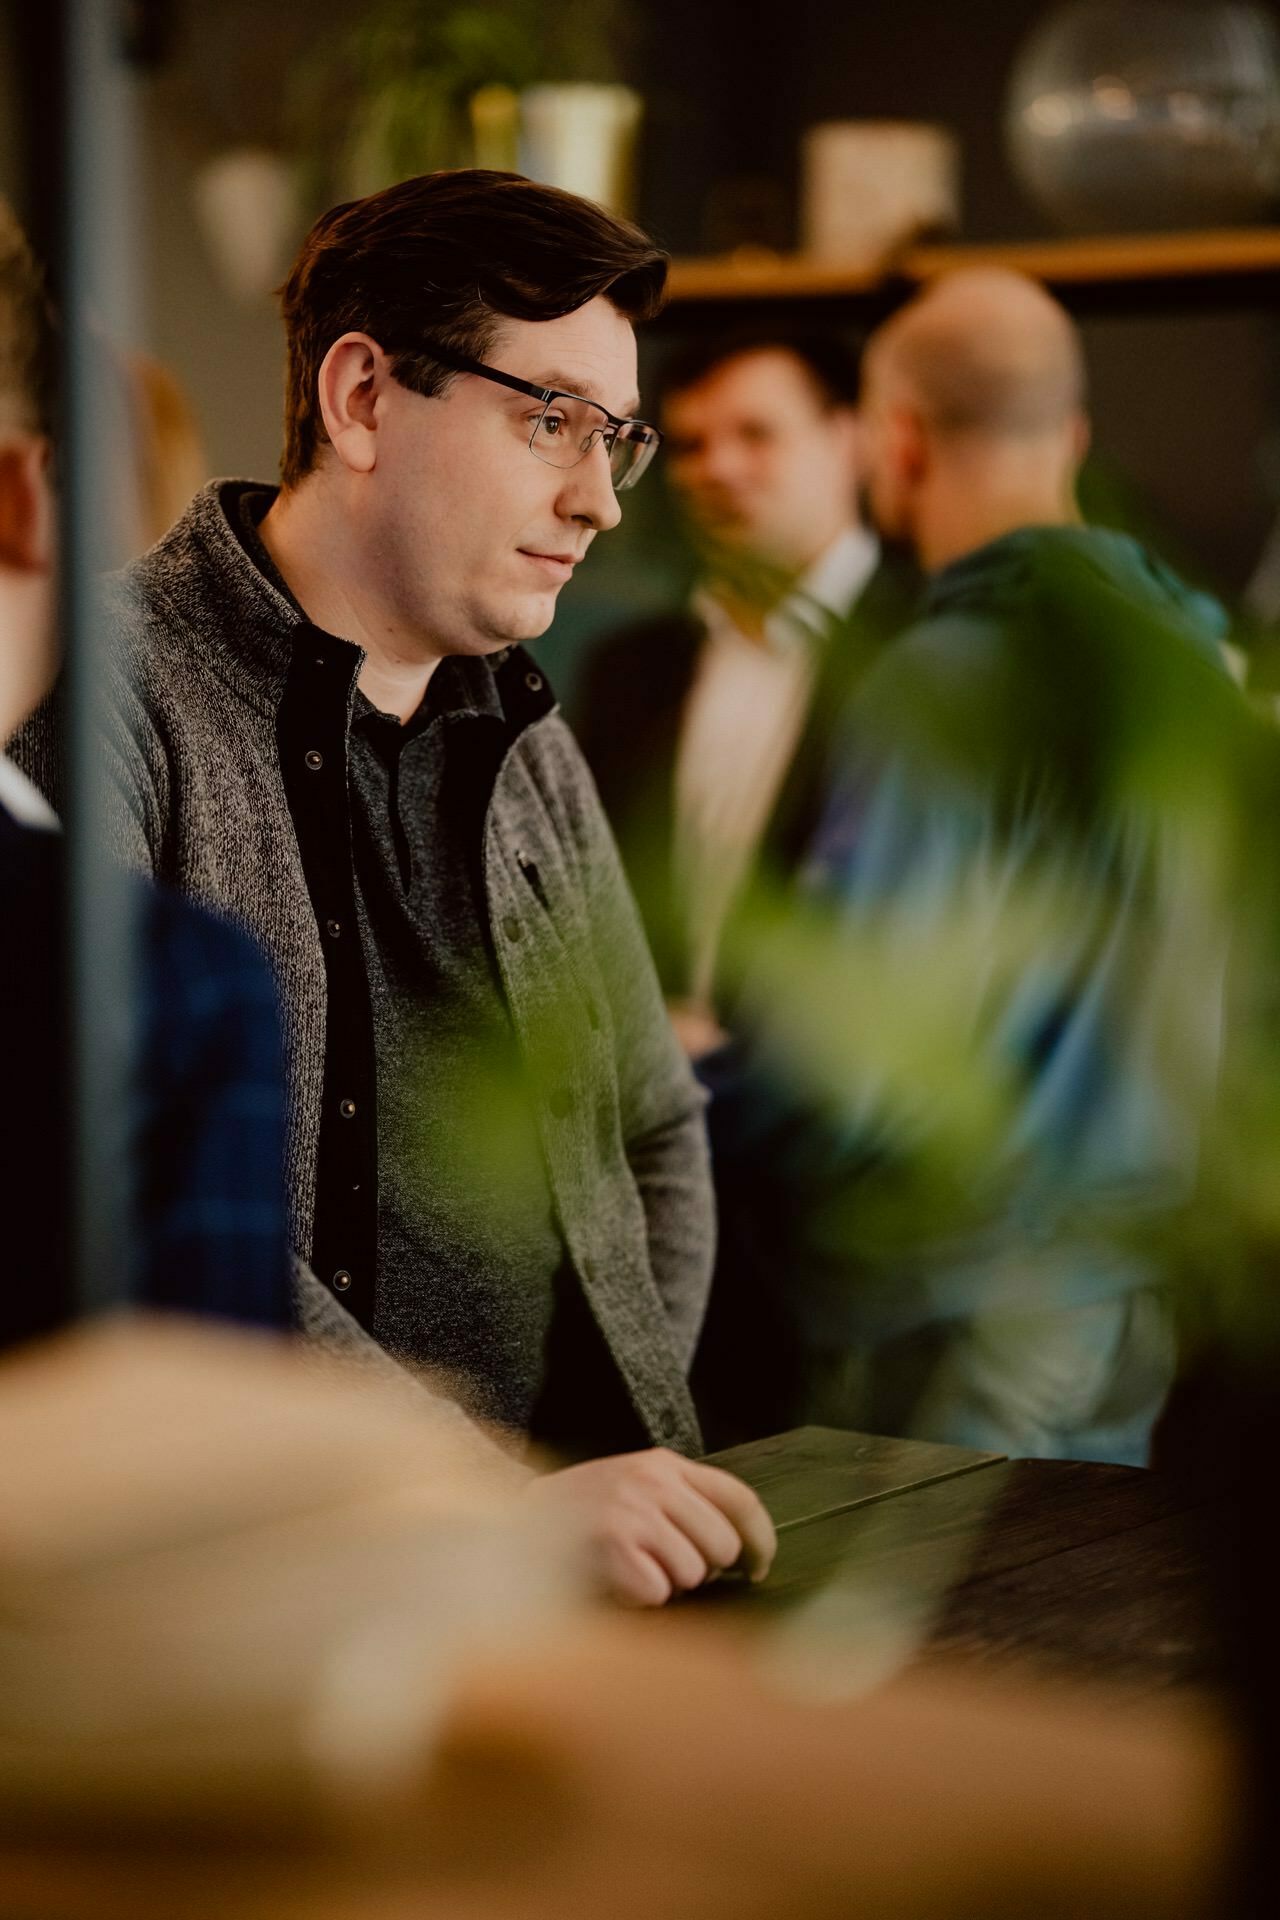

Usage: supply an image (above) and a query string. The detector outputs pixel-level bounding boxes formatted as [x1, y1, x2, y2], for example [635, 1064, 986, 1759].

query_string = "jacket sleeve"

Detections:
[98, 597, 173, 874]
[292, 1259, 535, 1490]
[601, 869, 715, 1374]
[548, 720, 715, 1374]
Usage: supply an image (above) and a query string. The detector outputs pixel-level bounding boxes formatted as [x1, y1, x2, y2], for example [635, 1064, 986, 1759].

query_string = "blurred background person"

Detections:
[575, 331, 916, 1058]
[117, 346, 209, 561]
[697, 269, 1234, 1460]
[73, 331, 212, 572]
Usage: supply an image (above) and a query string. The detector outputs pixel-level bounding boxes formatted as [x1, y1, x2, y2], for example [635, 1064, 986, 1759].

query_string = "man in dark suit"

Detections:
[575, 331, 915, 1056]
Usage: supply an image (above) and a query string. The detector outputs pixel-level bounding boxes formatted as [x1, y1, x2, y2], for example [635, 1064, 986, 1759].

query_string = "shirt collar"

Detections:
[0, 753, 59, 830]
[353, 652, 507, 738]
[792, 524, 880, 623]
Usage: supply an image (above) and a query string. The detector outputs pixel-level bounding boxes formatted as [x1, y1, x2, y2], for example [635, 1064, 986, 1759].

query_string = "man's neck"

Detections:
[918, 491, 1081, 578]
[258, 486, 442, 724]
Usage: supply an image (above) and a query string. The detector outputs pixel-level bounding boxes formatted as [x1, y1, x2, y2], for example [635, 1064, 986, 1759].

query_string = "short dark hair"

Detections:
[278, 168, 669, 488]
[658, 328, 862, 416]
[0, 199, 56, 438]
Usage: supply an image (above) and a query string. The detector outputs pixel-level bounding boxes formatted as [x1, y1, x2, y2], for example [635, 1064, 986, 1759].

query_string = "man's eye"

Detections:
[538, 411, 568, 437]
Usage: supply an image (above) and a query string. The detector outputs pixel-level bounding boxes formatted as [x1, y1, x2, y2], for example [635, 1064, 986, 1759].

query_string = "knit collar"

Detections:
[124, 479, 347, 716]
[135, 480, 556, 730]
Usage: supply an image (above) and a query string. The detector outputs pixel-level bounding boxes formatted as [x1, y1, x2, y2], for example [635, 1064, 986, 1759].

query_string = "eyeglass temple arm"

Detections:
[424, 346, 553, 403]
[426, 343, 658, 441]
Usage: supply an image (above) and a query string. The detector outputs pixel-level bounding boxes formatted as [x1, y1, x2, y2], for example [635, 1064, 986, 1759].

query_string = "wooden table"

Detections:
[0, 1424, 1233, 1918]
[693, 1427, 1231, 1694]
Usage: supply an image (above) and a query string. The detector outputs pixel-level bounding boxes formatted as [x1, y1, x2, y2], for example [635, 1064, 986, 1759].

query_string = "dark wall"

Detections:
[545, 0, 1279, 701]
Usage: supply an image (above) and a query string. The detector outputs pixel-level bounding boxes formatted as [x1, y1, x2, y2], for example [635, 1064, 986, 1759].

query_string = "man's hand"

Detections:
[527, 1449, 776, 1607]
[667, 997, 729, 1061]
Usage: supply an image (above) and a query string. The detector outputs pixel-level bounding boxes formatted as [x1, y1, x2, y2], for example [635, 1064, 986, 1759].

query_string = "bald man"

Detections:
[858, 268, 1088, 572]
[700, 270, 1233, 1461]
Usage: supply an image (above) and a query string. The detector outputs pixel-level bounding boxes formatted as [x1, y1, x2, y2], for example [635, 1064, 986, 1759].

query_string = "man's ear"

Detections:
[0, 434, 53, 573]
[315, 332, 390, 476]
[885, 403, 928, 491]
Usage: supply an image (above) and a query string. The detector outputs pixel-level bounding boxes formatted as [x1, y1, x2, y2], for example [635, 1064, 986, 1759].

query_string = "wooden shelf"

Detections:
[662, 227, 1280, 322]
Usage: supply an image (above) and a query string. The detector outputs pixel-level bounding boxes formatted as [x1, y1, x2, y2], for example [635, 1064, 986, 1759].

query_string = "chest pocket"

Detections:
[512, 846, 611, 1045]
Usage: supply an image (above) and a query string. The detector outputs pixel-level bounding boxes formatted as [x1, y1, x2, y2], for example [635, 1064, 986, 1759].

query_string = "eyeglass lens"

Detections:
[529, 395, 658, 491]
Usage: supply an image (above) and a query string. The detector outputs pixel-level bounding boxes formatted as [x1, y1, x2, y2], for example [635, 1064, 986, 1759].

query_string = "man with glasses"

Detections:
[18, 169, 773, 1605]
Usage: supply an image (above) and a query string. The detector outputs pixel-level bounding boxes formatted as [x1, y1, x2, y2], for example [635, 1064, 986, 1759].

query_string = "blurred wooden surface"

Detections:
[704, 1423, 1002, 1530]
[697, 1429, 1229, 1693]
[0, 1424, 1232, 1917]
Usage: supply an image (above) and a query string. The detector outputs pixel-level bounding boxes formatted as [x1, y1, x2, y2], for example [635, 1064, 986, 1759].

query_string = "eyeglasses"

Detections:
[424, 346, 663, 492]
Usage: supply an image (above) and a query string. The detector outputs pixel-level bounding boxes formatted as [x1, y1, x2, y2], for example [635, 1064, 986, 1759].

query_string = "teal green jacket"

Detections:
[705, 526, 1235, 1341]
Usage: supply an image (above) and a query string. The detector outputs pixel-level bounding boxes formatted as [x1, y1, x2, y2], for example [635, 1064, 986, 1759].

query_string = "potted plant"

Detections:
[292, 0, 640, 212]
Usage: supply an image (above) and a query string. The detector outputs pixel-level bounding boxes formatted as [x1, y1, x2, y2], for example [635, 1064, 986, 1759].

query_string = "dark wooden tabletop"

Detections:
[694, 1427, 1231, 1693]
[0, 1423, 1235, 1918]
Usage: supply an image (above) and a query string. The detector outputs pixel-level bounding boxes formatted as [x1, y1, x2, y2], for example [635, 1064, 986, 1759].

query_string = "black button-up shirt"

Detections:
[349, 671, 565, 1431]
[237, 493, 565, 1433]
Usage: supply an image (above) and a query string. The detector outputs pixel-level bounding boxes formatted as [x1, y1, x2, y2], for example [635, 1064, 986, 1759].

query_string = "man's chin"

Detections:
[477, 592, 559, 651]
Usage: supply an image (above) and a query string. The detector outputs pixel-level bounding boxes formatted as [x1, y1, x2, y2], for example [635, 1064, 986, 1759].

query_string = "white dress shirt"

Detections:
[673, 525, 879, 1005]
[0, 752, 58, 830]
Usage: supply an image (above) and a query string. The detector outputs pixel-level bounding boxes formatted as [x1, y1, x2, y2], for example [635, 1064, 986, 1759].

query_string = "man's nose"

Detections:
[560, 437, 622, 532]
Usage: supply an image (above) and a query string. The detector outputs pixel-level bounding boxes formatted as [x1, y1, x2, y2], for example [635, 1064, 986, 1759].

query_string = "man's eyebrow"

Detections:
[532, 370, 644, 417]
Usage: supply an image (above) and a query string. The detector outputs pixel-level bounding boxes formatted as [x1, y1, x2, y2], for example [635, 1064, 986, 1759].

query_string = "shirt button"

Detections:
[326, 918, 342, 938]
[339, 1098, 357, 1118]
[332, 1270, 352, 1293]
[502, 915, 522, 941]
[304, 749, 323, 771]
[549, 1087, 572, 1120]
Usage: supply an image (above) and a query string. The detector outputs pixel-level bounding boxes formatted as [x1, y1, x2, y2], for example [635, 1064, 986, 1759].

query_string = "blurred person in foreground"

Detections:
[701, 268, 1234, 1461]
[13, 169, 774, 1607]
[576, 331, 915, 1058]
[0, 197, 293, 1346]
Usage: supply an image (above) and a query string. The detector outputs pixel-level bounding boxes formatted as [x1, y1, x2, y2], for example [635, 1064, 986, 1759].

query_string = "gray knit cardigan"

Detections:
[18, 482, 710, 1454]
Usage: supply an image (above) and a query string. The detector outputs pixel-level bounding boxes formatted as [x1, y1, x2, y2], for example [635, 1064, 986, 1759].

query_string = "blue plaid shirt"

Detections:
[1, 791, 291, 1347]
[132, 880, 292, 1327]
